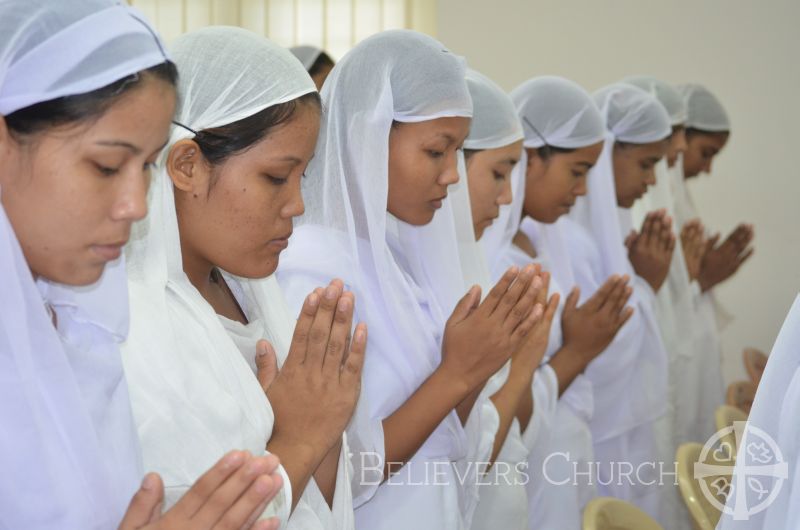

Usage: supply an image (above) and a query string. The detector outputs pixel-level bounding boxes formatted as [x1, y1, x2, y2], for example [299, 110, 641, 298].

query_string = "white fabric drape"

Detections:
[717, 294, 800, 530]
[121, 26, 354, 529]
[0, 1, 168, 528]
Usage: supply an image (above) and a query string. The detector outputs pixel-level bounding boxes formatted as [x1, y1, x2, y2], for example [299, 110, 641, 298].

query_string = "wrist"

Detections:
[432, 363, 473, 402]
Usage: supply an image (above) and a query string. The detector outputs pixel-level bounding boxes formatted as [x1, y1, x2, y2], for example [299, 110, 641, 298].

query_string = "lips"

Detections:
[267, 231, 293, 251]
[91, 242, 125, 261]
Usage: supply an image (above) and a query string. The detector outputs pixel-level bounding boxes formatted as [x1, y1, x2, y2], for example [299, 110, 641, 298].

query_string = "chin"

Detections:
[53, 262, 106, 287]
[228, 258, 279, 280]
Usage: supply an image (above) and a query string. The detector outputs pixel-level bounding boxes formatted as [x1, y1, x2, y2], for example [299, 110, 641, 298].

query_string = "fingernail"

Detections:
[355, 326, 366, 343]
[308, 293, 319, 308]
[257, 342, 269, 357]
[326, 285, 338, 300]
[223, 450, 244, 469]
[141, 473, 158, 491]
[338, 296, 351, 312]
[532, 276, 542, 288]
[254, 475, 274, 495]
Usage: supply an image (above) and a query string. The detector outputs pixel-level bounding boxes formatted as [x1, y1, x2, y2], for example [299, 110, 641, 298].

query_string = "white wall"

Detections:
[437, 0, 800, 385]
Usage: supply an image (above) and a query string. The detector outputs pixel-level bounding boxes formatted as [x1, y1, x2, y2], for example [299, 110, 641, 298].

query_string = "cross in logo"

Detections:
[694, 421, 789, 521]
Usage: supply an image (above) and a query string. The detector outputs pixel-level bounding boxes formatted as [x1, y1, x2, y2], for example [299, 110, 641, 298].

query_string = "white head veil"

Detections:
[0, 1, 168, 528]
[482, 76, 606, 289]
[122, 26, 318, 521]
[277, 30, 481, 526]
[679, 83, 730, 132]
[290, 45, 324, 71]
[623, 75, 687, 126]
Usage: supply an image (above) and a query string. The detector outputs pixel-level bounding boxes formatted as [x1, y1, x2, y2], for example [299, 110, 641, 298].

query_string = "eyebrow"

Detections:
[433, 132, 456, 145]
[96, 140, 142, 154]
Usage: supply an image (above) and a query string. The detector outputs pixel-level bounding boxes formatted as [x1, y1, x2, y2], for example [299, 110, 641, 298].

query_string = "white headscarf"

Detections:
[290, 45, 324, 71]
[122, 26, 336, 527]
[679, 83, 730, 132]
[623, 75, 687, 126]
[277, 30, 481, 529]
[0, 1, 168, 528]
[482, 76, 606, 288]
[718, 294, 800, 529]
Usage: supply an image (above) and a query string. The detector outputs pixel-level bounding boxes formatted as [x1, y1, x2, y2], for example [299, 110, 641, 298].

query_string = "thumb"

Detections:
[706, 232, 721, 250]
[624, 230, 637, 250]
[118, 473, 164, 530]
[450, 285, 481, 324]
[256, 339, 279, 392]
[563, 287, 580, 317]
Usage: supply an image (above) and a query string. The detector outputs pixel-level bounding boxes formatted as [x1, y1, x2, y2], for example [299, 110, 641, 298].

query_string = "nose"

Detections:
[438, 152, 461, 186]
[111, 170, 149, 222]
[644, 168, 657, 186]
[281, 178, 306, 218]
[497, 177, 513, 206]
[573, 177, 588, 197]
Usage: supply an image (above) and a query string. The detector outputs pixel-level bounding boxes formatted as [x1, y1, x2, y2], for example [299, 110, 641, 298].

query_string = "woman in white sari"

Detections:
[122, 27, 362, 530]
[277, 30, 544, 530]
[1, 2, 283, 529]
[481, 75, 634, 529]
[562, 83, 673, 519]
[462, 69, 560, 530]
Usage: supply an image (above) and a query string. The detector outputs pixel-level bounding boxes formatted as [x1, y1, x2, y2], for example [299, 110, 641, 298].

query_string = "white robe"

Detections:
[717, 294, 800, 529]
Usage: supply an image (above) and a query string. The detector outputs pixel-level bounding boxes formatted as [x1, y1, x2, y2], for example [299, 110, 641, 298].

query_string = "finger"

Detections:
[503, 269, 541, 331]
[543, 292, 560, 324]
[640, 213, 655, 249]
[305, 279, 344, 368]
[495, 264, 536, 321]
[255, 340, 279, 392]
[614, 285, 634, 315]
[735, 248, 755, 268]
[210, 472, 284, 530]
[193, 454, 280, 527]
[536, 270, 551, 307]
[450, 285, 482, 324]
[286, 291, 322, 368]
[706, 233, 721, 252]
[563, 287, 580, 317]
[599, 278, 626, 314]
[480, 266, 520, 315]
[666, 232, 676, 254]
[323, 291, 355, 376]
[511, 302, 544, 341]
[118, 473, 165, 530]
[616, 306, 635, 329]
[625, 230, 637, 251]
[171, 451, 249, 519]
[252, 518, 282, 530]
[342, 322, 367, 385]
[586, 275, 619, 312]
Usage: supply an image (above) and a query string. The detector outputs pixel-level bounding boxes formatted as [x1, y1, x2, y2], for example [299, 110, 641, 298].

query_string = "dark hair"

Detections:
[192, 92, 321, 167]
[537, 144, 575, 160]
[463, 148, 481, 161]
[5, 61, 178, 139]
[308, 52, 335, 78]
[685, 127, 729, 139]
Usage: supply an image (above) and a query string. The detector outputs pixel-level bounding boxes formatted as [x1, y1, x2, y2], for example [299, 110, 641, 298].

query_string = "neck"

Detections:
[180, 237, 217, 298]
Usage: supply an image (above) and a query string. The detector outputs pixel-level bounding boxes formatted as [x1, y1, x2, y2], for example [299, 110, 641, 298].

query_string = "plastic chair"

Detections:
[715, 405, 748, 460]
[742, 347, 768, 385]
[677, 442, 732, 530]
[726, 380, 756, 414]
[582, 496, 664, 530]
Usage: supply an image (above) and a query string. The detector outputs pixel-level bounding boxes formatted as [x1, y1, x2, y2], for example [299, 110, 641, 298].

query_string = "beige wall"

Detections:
[437, 0, 800, 385]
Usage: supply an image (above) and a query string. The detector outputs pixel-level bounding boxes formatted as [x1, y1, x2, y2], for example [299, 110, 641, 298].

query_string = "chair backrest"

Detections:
[742, 347, 768, 385]
[677, 442, 732, 530]
[726, 380, 757, 414]
[582, 497, 664, 530]
[715, 404, 748, 460]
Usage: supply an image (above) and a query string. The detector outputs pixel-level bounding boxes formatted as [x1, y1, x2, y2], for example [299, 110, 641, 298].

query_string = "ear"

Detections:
[166, 139, 209, 195]
[525, 147, 540, 167]
[0, 116, 17, 187]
